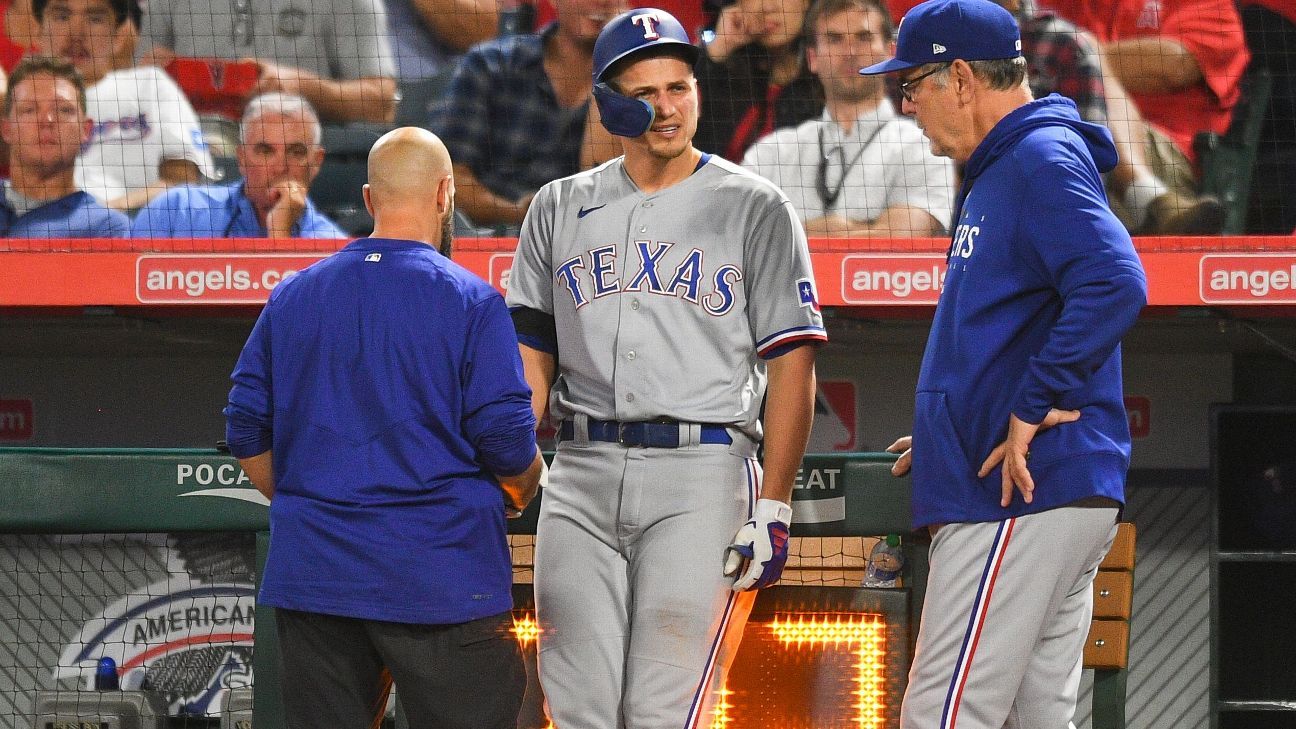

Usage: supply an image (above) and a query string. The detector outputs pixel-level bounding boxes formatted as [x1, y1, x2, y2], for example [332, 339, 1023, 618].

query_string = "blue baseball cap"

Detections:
[859, 0, 1022, 76]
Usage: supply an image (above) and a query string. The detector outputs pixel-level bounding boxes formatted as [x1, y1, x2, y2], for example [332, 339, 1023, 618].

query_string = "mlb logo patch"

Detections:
[365, 253, 382, 262]
[797, 278, 820, 311]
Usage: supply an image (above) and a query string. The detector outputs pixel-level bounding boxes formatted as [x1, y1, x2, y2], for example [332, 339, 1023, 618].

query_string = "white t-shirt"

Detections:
[76, 66, 216, 205]
[742, 97, 955, 230]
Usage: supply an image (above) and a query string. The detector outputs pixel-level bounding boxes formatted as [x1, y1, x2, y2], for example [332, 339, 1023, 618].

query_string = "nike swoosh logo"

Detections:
[577, 204, 607, 219]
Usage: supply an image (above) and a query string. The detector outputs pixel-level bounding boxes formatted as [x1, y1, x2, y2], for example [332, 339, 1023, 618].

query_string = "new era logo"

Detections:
[932, 43, 947, 54]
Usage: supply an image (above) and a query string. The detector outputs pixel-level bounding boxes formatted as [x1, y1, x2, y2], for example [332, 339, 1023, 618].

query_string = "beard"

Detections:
[827, 74, 881, 104]
[439, 203, 456, 258]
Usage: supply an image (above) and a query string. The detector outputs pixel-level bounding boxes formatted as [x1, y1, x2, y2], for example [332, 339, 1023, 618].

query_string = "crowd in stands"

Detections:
[0, 0, 1290, 239]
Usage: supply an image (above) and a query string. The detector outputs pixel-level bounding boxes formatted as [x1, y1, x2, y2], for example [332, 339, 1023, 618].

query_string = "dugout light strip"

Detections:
[761, 613, 888, 729]
[513, 611, 887, 729]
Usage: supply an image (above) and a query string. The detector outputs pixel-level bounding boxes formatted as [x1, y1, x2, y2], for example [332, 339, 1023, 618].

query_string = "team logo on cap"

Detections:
[632, 12, 662, 39]
[932, 43, 947, 54]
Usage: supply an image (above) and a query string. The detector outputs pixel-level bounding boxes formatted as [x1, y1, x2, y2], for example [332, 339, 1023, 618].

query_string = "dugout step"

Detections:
[32, 689, 166, 729]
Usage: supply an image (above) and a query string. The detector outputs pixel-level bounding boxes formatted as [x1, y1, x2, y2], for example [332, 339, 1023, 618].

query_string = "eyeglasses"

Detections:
[899, 63, 951, 102]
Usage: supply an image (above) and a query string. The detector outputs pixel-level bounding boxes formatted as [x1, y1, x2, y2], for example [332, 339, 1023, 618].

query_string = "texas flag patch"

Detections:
[797, 278, 820, 311]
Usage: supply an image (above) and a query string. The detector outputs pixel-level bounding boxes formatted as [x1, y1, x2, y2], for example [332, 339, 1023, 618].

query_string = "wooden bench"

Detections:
[1085, 522, 1136, 729]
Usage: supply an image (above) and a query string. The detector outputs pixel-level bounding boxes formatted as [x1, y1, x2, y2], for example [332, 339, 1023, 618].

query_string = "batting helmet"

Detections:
[591, 8, 699, 137]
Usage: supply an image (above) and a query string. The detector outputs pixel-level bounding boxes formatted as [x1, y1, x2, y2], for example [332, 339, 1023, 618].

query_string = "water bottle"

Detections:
[94, 656, 119, 690]
[862, 534, 903, 588]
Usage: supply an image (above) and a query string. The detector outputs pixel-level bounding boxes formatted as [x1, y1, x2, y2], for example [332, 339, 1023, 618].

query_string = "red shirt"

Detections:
[0, 0, 32, 73]
[1039, 0, 1250, 164]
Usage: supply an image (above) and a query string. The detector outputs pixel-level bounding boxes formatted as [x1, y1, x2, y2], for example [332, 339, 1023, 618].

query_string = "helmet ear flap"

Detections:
[593, 82, 656, 137]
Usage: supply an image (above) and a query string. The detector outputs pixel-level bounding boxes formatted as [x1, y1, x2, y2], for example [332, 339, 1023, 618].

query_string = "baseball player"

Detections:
[867, 1, 1148, 727]
[504, 8, 827, 727]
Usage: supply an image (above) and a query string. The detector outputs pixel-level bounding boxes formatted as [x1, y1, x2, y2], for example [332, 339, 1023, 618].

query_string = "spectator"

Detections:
[996, 0, 1224, 234]
[2, 0, 36, 72]
[429, 0, 628, 228]
[1038, 0, 1250, 199]
[693, 0, 822, 160]
[225, 125, 544, 729]
[1239, 0, 1296, 234]
[132, 93, 344, 239]
[743, 0, 954, 236]
[0, 55, 128, 236]
[35, 0, 214, 210]
[138, 0, 397, 124]
[386, 0, 499, 81]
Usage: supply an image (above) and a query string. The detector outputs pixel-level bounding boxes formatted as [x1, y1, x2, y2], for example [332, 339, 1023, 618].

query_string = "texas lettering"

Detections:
[555, 241, 744, 315]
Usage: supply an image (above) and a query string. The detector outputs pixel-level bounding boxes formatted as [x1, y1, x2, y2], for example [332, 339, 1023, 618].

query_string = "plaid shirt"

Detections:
[1021, 3, 1108, 126]
[429, 24, 587, 203]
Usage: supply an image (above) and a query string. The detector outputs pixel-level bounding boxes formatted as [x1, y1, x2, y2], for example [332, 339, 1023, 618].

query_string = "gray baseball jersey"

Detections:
[507, 154, 826, 728]
[506, 155, 827, 439]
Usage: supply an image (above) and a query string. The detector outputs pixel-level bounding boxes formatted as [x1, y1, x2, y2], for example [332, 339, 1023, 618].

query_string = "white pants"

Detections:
[902, 505, 1120, 729]
[534, 439, 760, 729]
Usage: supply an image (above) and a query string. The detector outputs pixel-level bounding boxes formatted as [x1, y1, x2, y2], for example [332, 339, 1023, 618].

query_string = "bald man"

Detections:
[225, 126, 543, 729]
[364, 127, 457, 257]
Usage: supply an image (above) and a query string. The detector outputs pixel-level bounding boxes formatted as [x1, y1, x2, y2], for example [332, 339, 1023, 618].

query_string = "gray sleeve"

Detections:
[742, 197, 827, 357]
[330, 0, 396, 79]
[137, 0, 173, 56]
[504, 182, 557, 315]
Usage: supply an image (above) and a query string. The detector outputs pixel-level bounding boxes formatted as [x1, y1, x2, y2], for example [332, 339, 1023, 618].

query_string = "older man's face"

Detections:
[236, 111, 324, 215]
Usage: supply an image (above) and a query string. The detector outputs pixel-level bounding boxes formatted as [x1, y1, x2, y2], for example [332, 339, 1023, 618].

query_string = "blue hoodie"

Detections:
[911, 95, 1148, 529]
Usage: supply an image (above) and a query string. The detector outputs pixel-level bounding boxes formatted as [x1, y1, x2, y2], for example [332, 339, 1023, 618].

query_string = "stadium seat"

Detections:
[199, 114, 241, 160]
[311, 123, 390, 236]
[1196, 67, 1274, 235]
[395, 69, 456, 128]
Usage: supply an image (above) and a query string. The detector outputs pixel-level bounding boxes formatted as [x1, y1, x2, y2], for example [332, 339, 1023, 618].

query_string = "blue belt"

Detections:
[559, 419, 733, 448]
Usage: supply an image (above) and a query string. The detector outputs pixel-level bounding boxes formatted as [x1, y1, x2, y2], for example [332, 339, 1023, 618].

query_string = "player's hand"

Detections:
[502, 454, 547, 517]
[266, 180, 309, 237]
[978, 409, 1081, 507]
[723, 499, 792, 591]
[886, 436, 912, 477]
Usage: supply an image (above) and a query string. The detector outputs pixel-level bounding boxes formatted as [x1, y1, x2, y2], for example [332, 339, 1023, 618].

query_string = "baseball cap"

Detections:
[593, 9, 699, 84]
[858, 0, 1021, 76]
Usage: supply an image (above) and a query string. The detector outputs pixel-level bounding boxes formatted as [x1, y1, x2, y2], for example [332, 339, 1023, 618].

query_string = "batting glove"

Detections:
[724, 499, 793, 591]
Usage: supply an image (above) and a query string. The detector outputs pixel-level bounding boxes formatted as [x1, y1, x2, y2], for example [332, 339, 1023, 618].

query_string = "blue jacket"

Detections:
[225, 238, 538, 624]
[130, 181, 345, 238]
[911, 96, 1148, 529]
[0, 189, 129, 238]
